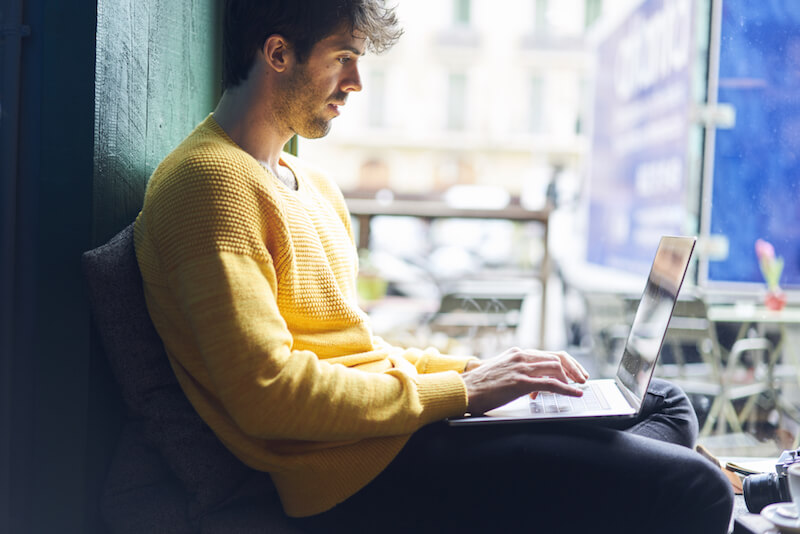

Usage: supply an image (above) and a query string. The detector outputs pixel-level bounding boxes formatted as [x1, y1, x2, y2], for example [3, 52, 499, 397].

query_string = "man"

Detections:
[135, 1, 733, 532]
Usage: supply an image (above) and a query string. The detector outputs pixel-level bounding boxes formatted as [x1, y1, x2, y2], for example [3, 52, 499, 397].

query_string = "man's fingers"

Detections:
[559, 359, 585, 383]
[550, 351, 589, 383]
[570, 356, 590, 379]
[530, 378, 584, 397]
[515, 349, 588, 382]
[522, 361, 570, 384]
[568, 359, 589, 383]
[563, 353, 589, 377]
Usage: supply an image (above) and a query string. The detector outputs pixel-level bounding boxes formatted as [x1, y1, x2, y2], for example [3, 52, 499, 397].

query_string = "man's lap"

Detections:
[296, 379, 732, 533]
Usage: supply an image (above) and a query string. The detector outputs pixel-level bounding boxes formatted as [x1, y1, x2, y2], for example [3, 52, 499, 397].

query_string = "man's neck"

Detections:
[212, 85, 292, 171]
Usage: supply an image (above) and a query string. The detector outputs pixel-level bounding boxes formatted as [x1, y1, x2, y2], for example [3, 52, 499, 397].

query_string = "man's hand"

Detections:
[461, 348, 589, 415]
[464, 359, 482, 372]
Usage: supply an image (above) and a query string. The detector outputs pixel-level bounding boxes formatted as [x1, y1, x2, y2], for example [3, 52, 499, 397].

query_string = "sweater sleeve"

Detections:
[371, 337, 478, 374]
[167, 252, 467, 441]
[140, 152, 468, 443]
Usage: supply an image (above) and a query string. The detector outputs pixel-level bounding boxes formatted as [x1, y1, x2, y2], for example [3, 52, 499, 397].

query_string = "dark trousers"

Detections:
[297, 379, 734, 534]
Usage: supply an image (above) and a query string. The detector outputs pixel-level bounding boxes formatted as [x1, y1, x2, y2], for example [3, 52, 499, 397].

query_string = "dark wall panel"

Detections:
[9, 0, 98, 532]
[5, 0, 220, 530]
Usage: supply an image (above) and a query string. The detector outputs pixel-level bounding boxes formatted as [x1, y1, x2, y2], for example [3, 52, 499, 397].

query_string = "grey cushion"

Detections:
[82, 223, 269, 527]
[101, 421, 194, 534]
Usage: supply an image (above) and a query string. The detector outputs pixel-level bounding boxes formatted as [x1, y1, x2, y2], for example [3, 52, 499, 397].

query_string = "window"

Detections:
[368, 70, 387, 129]
[576, 78, 589, 134]
[447, 72, 468, 131]
[440, 0, 479, 47]
[534, 0, 549, 35]
[453, 0, 471, 27]
[529, 75, 545, 133]
[585, 0, 603, 29]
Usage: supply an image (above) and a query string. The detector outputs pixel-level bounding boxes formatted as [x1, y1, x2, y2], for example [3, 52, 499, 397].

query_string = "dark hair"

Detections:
[223, 0, 403, 90]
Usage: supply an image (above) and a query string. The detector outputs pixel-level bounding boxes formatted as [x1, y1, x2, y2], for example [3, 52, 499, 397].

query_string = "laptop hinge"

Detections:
[615, 375, 643, 412]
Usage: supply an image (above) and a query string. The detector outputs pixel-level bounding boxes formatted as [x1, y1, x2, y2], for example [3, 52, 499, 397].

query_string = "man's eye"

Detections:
[338, 57, 351, 65]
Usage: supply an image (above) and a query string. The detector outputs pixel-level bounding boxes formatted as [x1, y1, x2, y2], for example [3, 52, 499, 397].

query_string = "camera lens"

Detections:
[743, 472, 790, 513]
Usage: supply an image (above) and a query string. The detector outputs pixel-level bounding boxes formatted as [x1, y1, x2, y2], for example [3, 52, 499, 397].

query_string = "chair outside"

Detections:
[661, 295, 773, 436]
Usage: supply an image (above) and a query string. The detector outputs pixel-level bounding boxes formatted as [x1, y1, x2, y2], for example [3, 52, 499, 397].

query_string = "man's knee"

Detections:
[677, 452, 735, 531]
[644, 378, 699, 445]
[648, 377, 691, 406]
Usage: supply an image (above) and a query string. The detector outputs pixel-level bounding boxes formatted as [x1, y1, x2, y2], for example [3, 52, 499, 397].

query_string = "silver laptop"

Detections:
[448, 235, 696, 426]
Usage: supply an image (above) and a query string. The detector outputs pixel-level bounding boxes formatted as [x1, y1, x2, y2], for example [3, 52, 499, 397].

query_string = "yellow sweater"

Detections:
[134, 115, 472, 517]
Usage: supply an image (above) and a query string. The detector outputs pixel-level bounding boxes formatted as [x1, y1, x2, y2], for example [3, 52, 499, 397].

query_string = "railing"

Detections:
[345, 196, 553, 347]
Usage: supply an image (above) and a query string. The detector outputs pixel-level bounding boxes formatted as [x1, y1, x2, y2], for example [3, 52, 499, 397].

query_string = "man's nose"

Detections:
[341, 65, 362, 93]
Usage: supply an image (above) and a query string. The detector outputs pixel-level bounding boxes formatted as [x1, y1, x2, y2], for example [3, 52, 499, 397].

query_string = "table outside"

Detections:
[707, 304, 800, 440]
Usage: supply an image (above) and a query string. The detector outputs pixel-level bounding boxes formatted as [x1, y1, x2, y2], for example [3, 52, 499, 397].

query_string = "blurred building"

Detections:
[298, 1, 643, 352]
[301, 0, 629, 204]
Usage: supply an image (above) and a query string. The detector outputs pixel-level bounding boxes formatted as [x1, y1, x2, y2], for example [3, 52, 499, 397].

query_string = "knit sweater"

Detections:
[134, 115, 472, 517]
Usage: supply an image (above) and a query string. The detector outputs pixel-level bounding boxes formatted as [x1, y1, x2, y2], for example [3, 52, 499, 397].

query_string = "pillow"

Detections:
[82, 223, 255, 517]
[101, 421, 193, 533]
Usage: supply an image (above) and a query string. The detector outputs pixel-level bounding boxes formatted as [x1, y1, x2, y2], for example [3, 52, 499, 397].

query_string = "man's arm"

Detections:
[163, 250, 468, 440]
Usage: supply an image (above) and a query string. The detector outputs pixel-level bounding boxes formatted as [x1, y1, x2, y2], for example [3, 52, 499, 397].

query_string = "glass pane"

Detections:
[454, 0, 471, 26]
[447, 72, 467, 131]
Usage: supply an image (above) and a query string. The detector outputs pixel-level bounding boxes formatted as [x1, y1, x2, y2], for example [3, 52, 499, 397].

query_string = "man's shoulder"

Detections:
[156, 119, 252, 182]
[147, 120, 263, 205]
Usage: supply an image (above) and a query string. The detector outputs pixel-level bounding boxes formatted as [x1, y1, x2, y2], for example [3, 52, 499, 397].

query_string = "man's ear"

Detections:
[263, 35, 293, 73]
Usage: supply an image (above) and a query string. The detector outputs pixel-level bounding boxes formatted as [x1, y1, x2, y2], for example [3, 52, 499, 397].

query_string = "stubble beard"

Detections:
[278, 64, 333, 140]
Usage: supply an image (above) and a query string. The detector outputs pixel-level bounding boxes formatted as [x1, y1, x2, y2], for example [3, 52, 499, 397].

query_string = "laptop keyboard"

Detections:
[529, 383, 611, 414]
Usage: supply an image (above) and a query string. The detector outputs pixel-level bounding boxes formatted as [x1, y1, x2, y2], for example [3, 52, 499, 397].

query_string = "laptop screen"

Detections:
[616, 236, 696, 403]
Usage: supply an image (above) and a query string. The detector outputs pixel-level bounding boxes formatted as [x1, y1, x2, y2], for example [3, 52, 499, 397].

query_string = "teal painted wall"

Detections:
[93, 0, 222, 243]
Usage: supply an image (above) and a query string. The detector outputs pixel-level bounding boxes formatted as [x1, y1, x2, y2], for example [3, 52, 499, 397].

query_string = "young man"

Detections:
[135, 1, 733, 532]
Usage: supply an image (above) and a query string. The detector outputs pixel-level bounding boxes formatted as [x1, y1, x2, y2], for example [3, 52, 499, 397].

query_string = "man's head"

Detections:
[223, 0, 402, 90]
[269, 26, 366, 138]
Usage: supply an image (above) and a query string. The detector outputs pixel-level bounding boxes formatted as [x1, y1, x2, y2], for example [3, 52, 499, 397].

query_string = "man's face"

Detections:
[277, 28, 366, 139]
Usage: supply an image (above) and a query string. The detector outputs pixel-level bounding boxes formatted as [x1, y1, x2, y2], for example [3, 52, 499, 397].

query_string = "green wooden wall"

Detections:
[93, 0, 223, 243]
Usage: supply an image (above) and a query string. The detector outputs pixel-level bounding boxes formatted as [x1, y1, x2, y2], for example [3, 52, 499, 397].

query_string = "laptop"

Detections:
[447, 235, 697, 426]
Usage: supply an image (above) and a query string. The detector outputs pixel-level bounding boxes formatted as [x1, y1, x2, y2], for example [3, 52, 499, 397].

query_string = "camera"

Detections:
[743, 449, 800, 513]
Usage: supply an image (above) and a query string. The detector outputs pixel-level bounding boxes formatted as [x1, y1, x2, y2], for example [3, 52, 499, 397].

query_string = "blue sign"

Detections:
[708, 0, 800, 288]
[588, 0, 695, 275]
